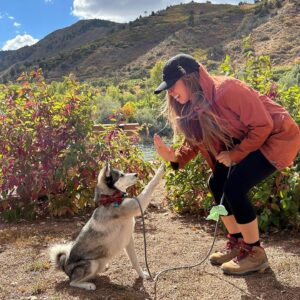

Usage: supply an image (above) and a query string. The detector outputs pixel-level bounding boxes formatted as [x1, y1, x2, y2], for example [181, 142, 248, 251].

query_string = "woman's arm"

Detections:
[173, 140, 200, 169]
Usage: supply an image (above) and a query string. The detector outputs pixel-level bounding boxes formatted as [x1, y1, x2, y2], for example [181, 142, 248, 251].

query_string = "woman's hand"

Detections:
[216, 151, 232, 167]
[153, 134, 177, 162]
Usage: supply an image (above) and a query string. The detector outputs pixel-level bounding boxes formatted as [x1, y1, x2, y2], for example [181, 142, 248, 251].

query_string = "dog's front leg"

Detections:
[125, 235, 149, 279]
[137, 163, 165, 213]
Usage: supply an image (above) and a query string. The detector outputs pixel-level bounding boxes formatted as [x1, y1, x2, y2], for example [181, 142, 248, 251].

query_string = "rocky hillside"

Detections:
[0, 0, 298, 82]
[225, 0, 300, 68]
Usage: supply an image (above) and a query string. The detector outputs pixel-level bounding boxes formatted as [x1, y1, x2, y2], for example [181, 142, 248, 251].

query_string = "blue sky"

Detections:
[0, 0, 252, 51]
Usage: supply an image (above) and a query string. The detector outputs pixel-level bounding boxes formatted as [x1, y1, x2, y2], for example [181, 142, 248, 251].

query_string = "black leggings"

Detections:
[208, 150, 276, 224]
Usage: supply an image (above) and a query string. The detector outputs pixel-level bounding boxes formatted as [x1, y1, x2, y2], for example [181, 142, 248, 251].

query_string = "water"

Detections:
[138, 138, 172, 161]
[138, 143, 157, 161]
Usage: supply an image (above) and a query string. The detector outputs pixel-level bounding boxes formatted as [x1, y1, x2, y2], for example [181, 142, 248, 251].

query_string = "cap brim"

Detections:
[154, 78, 177, 95]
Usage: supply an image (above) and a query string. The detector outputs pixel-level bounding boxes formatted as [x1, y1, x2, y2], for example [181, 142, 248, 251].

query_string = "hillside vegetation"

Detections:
[0, 0, 299, 82]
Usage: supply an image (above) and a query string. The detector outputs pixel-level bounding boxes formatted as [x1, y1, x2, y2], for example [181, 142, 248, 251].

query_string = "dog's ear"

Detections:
[105, 161, 111, 177]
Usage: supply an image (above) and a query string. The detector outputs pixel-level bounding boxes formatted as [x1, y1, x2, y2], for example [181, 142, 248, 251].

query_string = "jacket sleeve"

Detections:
[220, 80, 274, 163]
[174, 140, 200, 169]
[173, 140, 216, 170]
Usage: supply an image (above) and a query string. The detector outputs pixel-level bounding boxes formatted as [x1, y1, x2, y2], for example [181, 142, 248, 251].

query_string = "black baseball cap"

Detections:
[154, 53, 200, 94]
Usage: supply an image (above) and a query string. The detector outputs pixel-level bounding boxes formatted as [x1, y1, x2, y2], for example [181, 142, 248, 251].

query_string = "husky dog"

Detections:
[49, 162, 165, 290]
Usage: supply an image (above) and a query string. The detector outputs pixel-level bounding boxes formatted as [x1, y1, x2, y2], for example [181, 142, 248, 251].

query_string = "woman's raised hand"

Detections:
[153, 134, 177, 162]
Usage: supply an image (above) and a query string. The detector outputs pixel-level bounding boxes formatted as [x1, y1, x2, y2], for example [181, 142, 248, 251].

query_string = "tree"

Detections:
[149, 60, 164, 88]
[188, 10, 195, 27]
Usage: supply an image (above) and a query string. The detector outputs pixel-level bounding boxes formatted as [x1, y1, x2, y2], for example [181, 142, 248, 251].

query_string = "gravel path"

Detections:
[0, 182, 300, 300]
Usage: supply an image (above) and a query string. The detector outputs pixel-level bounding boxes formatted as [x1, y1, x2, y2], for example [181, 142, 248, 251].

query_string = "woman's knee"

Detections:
[223, 177, 248, 206]
[222, 176, 257, 223]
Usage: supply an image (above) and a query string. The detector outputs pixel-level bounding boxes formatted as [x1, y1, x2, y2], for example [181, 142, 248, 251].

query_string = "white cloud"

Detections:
[2, 34, 39, 51]
[71, 0, 249, 22]
[8, 16, 14, 20]
[72, 0, 185, 22]
[13, 22, 21, 27]
[44, 0, 53, 3]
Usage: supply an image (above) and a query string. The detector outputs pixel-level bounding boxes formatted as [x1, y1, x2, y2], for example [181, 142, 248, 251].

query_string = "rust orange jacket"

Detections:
[175, 65, 300, 171]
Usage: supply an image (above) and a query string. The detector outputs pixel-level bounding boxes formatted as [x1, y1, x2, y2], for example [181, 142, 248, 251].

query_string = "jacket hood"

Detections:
[199, 64, 216, 104]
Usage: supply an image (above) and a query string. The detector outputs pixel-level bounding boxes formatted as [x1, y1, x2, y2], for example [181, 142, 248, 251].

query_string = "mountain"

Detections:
[0, 19, 120, 81]
[0, 0, 299, 83]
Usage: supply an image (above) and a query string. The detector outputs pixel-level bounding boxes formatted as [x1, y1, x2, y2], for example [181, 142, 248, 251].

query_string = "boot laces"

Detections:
[234, 242, 254, 263]
[221, 234, 238, 253]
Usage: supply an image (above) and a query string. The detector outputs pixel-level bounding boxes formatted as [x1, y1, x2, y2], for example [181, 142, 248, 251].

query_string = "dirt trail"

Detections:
[0, 182, 300, 300]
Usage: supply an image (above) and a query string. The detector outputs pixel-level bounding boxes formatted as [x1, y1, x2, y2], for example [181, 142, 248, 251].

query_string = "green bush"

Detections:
[250, 167, 300, 231]
[94, 96, 121, 124]
[278, 64, 300, 89]
[165, 155, 212, 215]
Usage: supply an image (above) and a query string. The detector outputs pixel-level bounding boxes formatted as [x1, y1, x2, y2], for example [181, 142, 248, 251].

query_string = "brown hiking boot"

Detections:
[221, 241, 269, 275]
[209, 234, 241, 266]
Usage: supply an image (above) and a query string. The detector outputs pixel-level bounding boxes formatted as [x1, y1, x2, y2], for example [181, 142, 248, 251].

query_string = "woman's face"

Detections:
[167, 79, 190, 104]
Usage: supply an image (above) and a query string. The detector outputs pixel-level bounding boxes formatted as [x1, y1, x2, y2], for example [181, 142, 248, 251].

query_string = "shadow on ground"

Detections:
[243, 268, 300, 300]
[54, 275, 151, 299]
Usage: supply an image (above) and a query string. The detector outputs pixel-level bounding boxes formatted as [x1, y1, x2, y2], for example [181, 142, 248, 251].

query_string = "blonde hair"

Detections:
[165, 72, 233, 156]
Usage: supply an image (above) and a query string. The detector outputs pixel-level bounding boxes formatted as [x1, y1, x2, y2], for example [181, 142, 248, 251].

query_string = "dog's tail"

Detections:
[49, 243, 72, 269]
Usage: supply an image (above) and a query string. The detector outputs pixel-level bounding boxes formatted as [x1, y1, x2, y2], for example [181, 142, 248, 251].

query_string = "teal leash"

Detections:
[134, 196, 154, 280]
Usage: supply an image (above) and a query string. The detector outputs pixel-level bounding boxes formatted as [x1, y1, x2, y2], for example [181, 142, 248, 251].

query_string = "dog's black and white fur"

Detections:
[49, 162, 165, 290]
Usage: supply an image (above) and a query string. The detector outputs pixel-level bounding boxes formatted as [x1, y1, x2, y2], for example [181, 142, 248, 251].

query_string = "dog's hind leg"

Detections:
[69, 260, 100, 290]
[125, 235, 149, 279]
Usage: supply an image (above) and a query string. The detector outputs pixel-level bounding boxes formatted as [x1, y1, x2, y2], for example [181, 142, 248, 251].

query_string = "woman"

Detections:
[153, 53, 300, 275]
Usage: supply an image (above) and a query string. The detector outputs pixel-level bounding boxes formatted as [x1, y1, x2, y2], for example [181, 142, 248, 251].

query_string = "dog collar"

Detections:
[99, 191, 126, 207]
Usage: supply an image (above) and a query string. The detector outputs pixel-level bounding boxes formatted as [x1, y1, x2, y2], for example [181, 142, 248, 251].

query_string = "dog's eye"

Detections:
[120, 174, 124, 177]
